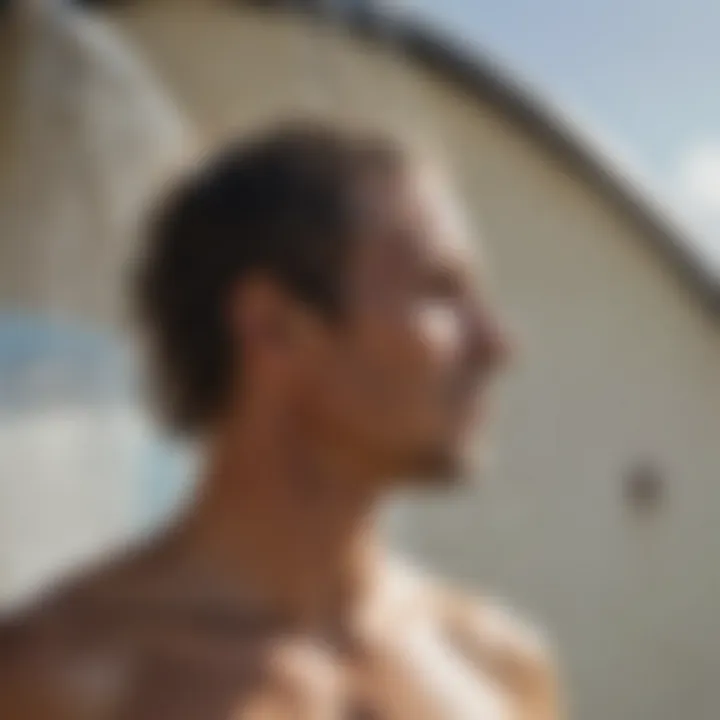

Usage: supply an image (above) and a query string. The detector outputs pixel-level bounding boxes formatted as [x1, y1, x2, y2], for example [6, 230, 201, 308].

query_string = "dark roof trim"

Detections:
[262, 1, 720, 320]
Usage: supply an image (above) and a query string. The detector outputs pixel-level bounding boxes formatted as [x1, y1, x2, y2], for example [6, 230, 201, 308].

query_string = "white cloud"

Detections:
[674, 142, 720, 270]
[678, 142, 720, 211]
[560, 122, 720, 271]
[573, 124, 720, 269]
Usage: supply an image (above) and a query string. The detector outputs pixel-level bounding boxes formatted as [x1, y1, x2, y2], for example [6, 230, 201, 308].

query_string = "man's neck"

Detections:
[175, 412, 384, 631]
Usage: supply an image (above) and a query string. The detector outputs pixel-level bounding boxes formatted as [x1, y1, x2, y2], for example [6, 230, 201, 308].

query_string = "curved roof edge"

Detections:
[266, 1, 720, 321]
[5, 0, 718, 319]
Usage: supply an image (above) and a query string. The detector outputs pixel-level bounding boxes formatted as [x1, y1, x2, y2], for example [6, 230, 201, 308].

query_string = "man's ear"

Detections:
[229, 274, 290, 356]
[228, 274, 322, 367]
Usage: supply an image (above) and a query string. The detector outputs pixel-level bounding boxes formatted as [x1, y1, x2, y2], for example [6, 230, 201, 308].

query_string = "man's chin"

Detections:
[401, 444, 487, 488]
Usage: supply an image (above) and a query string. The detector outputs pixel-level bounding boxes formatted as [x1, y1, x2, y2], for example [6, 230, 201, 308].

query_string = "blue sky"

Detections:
[408, 0, 720, 268]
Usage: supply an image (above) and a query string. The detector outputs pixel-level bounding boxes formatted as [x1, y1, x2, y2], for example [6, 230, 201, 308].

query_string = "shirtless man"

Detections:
[0, 121, 561, 719]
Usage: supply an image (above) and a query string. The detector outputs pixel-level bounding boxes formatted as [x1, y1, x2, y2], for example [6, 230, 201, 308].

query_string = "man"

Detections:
[0, 120, 560, 718]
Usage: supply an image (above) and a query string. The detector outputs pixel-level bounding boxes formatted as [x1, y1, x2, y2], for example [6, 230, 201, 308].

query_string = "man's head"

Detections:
[136, 120, 511, 486]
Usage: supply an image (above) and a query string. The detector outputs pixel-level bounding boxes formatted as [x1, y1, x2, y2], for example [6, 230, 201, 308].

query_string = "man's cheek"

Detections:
[415, 305, 463, 367]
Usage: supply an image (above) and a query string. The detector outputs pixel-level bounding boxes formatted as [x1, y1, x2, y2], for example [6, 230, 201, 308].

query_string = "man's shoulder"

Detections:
[0, 547, 166, 719]
[0, 591, 123, 719]
[0, 582, 86, 668]
[438, 587, 554, 681]
[393, 560, 560, 718]
[389, 559, 552, 668]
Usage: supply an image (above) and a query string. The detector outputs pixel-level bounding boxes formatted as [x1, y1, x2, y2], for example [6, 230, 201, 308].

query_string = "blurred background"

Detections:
[0, 1, 718, 718]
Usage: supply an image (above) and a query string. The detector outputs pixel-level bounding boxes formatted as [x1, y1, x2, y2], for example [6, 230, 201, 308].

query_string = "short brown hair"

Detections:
[135, 119, 409, 433]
